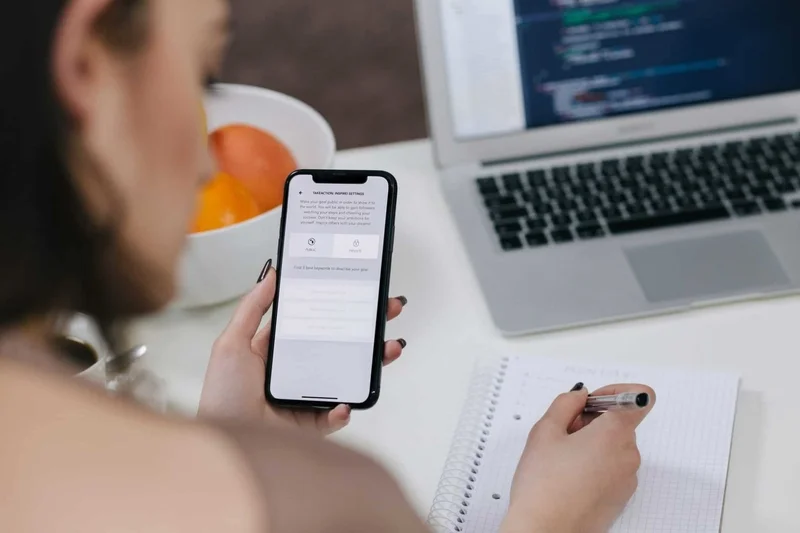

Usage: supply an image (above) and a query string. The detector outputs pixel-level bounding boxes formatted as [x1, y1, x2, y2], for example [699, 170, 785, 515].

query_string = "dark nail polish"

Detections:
[397, 296, 408, 307]
[570, 382, 584, 392]
[257, 259, 272, 283]
[397, 338, 407, 349]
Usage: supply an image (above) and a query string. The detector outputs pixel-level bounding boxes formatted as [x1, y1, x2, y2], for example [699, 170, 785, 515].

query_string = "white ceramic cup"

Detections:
[62, 313, 108, 384]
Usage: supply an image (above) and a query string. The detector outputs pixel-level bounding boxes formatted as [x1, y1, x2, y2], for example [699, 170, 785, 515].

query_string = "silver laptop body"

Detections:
[415, 0, 800, 335]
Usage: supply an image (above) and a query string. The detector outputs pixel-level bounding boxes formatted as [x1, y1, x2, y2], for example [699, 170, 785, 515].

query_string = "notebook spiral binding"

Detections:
[427, 357, 510, 533]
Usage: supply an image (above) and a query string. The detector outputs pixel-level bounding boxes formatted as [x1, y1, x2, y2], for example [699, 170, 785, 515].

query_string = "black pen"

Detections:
[584, 392, 650, 413]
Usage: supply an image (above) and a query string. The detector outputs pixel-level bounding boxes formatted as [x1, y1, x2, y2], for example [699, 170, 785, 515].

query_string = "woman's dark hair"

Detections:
[0, 0, 148, 346]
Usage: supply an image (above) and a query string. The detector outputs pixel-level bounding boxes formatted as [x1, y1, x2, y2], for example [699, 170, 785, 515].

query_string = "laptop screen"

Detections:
[440, 0, 800, 140]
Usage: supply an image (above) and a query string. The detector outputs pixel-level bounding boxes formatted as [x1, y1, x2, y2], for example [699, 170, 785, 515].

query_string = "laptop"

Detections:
[413, 0, 800, 335]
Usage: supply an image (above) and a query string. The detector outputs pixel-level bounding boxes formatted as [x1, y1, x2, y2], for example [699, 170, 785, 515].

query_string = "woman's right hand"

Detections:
[501, 384, 656, 533]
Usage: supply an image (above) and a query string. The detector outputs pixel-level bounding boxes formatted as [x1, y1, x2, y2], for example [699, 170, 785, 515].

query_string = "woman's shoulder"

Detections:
[0, 359, 266, 533]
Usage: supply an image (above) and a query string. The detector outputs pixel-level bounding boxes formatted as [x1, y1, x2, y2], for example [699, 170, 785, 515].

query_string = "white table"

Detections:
[132, 139, 799, 532]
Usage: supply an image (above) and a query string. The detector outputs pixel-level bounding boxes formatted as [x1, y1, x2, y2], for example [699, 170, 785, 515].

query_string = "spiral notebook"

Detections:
[427, 355, 739, 533]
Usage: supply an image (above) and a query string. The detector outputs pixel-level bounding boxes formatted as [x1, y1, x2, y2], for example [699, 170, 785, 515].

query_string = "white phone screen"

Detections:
[269, 174, 390, 404]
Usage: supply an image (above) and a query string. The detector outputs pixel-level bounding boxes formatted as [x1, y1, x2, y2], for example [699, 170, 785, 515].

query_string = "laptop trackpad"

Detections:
[625, 231, 790, 303]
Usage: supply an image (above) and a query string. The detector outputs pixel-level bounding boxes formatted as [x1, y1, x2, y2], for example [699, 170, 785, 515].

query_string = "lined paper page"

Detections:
[459, 356, 739, 533]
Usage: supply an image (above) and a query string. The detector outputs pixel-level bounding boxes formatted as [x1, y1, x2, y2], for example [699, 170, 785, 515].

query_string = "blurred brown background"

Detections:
[222, 0, 428, 150]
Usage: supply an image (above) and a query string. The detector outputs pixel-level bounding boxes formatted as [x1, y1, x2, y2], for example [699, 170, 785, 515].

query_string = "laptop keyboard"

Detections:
[477, 132, 800, 251]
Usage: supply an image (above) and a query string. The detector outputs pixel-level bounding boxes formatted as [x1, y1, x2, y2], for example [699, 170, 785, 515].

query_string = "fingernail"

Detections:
[570, 382, 584, 392]
[397, 296, 408, 307]
[397, 338, 407, 349]
[345, 405, 352, 416]
[257, 259, 272, 283]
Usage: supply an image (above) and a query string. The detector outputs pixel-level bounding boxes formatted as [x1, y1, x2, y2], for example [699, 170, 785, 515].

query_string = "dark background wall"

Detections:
[221, 0, 428, 150]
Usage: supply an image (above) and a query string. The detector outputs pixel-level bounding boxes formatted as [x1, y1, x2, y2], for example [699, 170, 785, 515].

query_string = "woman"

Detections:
[0, 0, 655, 531]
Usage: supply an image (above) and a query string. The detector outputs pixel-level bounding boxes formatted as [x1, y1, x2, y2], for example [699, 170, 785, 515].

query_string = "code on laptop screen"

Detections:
[440, 0, 800, 139]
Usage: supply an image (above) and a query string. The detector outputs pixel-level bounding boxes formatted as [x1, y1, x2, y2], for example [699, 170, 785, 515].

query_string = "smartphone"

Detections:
[265, 169, 398, 410]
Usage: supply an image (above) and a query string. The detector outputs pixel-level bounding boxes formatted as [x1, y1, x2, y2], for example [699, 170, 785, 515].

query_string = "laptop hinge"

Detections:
[482, 116, 797, 168]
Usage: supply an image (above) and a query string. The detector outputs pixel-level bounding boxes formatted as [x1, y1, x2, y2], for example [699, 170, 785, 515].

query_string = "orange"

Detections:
[191, 172, 260, 233]
[209, 124, 297, 212]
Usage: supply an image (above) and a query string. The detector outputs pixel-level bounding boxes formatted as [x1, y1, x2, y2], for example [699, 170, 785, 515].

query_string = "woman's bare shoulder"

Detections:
[0, 359, 267, 533]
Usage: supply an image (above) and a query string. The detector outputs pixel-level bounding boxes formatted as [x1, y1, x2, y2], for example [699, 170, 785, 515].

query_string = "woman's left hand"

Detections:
[198, 264, 407, 435]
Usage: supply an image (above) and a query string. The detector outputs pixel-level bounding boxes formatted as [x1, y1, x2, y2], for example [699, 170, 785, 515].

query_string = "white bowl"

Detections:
[174, 84, 336, 308]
